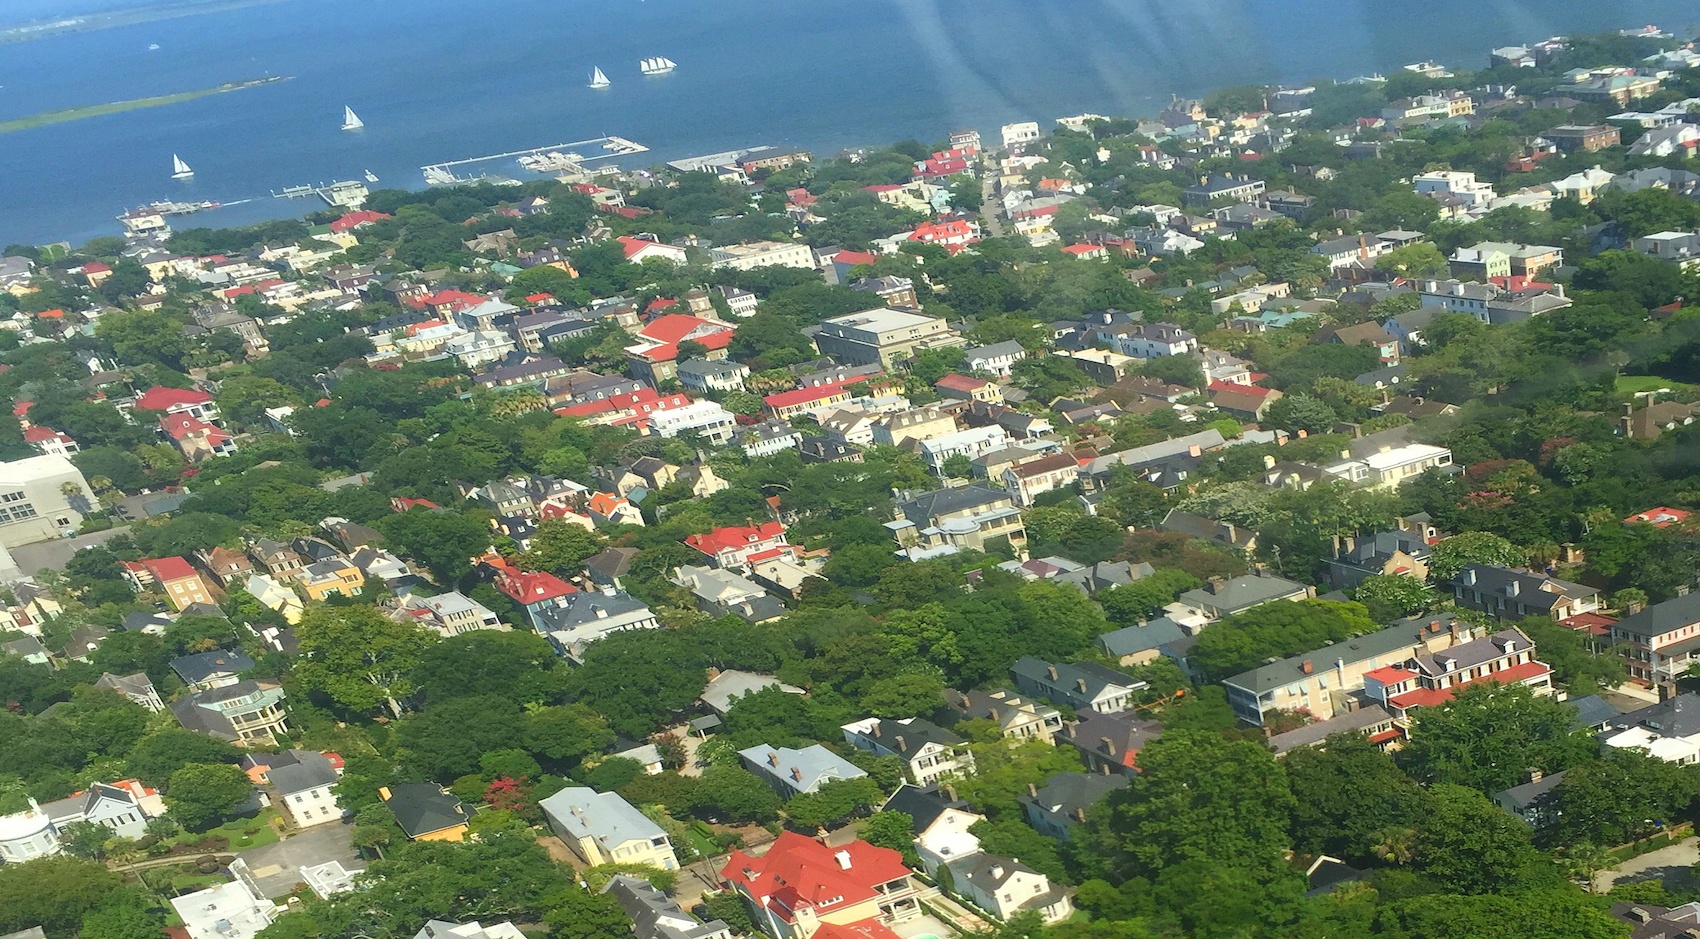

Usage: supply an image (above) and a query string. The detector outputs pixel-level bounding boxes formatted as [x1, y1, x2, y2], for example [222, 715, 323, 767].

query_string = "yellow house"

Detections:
[381, 784, 471, 842]
[296, 558, 366, 602]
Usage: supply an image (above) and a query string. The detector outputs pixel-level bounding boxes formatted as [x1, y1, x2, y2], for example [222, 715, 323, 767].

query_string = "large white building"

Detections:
[0, 800, 59, 864]
[647, 400, 738, 445]
[710, 241, 817, 271]
[814, 308, 965, 369]
[0, 455, 96, 548]
[171, 880, 276, 939]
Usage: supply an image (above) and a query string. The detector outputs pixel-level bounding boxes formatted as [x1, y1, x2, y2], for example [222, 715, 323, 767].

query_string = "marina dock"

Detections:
[420, 136, 649, 187]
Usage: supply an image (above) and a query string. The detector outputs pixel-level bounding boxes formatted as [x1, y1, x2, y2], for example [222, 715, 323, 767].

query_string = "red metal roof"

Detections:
[832, 250, 881, 268]
[721, 832, 910, 922]
[934, 373, 990, 392]
[686, 521, 787, 556]
[1389, 661, 1552, 711]
[763, 381, 853, 409]
[144, 556, 198, 582]
[135, 387, 213, 412]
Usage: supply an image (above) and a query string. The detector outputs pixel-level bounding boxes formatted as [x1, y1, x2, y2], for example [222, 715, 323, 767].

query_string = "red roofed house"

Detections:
[22, 425, 78, 457]
[121, 557, 216, 611]
[390, 496, 442, 513]
[556, 388, 692, 424]
[617, 235, 690, 266]
[160, 414, 237, 462]
[134, 386, 216, 420]
[721, 832, 919, 939]
[1060, 243, 1108, 260]
[81, 261, 112, 288]
[625, 313, 737, 384]
[587, 492, 645, 528]
[830, 250, 882, 284]
[913, 157, 971, 183]
[685, 521, 794, 571]
[764, 382, 856, 421]
[1625, 507, 1692, 529]
[329, 210, 392, 234]
[478, 553, 576, 630]
[1361, 626, 1552, 724]
[909, 218, 981, 249]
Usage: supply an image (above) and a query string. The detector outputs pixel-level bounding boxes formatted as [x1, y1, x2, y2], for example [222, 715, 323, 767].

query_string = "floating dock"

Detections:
[270, 181, 369, 206]
[421, 135, 649, 187]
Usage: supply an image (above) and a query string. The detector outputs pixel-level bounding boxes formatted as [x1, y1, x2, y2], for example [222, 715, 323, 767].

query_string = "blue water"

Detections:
[1, 0, 1696, 245]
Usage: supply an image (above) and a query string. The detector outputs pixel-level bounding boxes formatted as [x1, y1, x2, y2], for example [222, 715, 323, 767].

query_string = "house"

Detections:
[250, 750, 343, 828]
[739, 743, 868, 798]
[0, 455, 96, 548]
[918, 426, 1009, 474]
[38, 779, 166, 841]
[720, 832, 919, 939]
[887, 483, 1027, 560]
[764, 383, 859, 422]
[1451, 242, 1563, 280]
[1057, 709, 1162, 777]
[605, 875, 732, 939]
[1607, 900, 1700, 938]
[701, 669, 805, 719]
[1361, 626, 1554, 723]
[171, 881, 276, 939]
[1106, 323, 1197, 359]
[1096, 617, 1190, 667]
[0, 799, 59, 863]
[1621, 400, 1700, 440]
[2, 635, 49, 665]
[245, 573, 304, 624]
[1209, 384, 1281, 421]
[540, 787, 678, 870]
[1019, 772, 1129, 840]
[534, 588, 661, 662]
[999, 453, 1080, 507]
[394, 591, 504, 637]
[871, 407, 957, 447]
[133, 386, 216, 419]
[1319, 426, 1453, 489]
[882, 784, 983, 876]
[618, 236, 689, 266]
[962, 340, 1027, 379]
[296, 557, 366, 602]
[171, 650, 256, 691]
[1174, 574, 1310, 621]
[1602, 692, 1700, 765]
[842, 717, 975, 786]
[1417, 278, 1572, 325]
[948, 855, 1074, 924]
[170, 681, 290, 744]
[1312, 322, 1400, 364]
[1182, 174, 1266, 206]
[588, 493, 645, 528]
[1266, 706, 1398, 757]
[1222, 618, 1480, 726]
[195, 546, 256, 588]
[940, 689, 1064, 743]
[22, 426, 78, 458]
[674, 565, 785, 623]
[160, 414, 237, 462]
[381, 783, 471, 841]
[624, 313, 736, 383]
[710, 241, 816, 271]
[1312, 234, 1388, 271]
[1492, 769, 1567, 828]
[685, 521, 793, 571]
[412, 922, 525, 939]
[812, 308, 965, 369]
[122, 556, 216, 611]
[94, 671, 164, 711]
[677, 358, 750, 394]
[1448, 565, 1601, 622]
[1159, 508, 1259, 555]
[1010, 658, 1147, 713]
[1326, 530, 1433, 589]
[849, 275, 920, 310]
[1606, 593, 1700, 684]
[934, 373, 1002, 405]
[739, 420, 805, 459]
[483, 555, 577, 630]
[249, 538, 306, 578]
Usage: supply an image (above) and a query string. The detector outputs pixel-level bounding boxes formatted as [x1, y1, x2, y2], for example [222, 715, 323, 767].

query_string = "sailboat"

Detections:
[589, 66, 611, 89]
[341, 106, 364, 131]
[639, 56, 677, 76]
[171, 154, 194, 180]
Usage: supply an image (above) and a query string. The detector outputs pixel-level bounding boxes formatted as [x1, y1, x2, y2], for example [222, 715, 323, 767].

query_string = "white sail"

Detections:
[590, 67, 610, 88]
[659, 57, 677, 69]
[640, 56, 676, 75]
[171, 154, 193, 178]
[342, 106, 364, 130]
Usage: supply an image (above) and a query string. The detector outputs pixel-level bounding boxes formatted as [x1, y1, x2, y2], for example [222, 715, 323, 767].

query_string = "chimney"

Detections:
[1264, 454, 1277, 470]
[378, 786, 392, 801]
[1207, 576, 1226, 594]
[1027, 782, 1039, 798]
[871, 723, 881, 738]
[896, 735, 909, 752]
[1075, 807, 1088, 822]
[767, 752, 780, 766]
[1076, 678, 1088, 693]
[944, 784, 958, 802]
[1660, 681, 1677, 703]
[706, 666, 722, 681]
[990, 864, 1005, 880]
[1302, 660, 1314, 674]
[1464, 568, 1477, 586]
[1507, 580, 1520, 598]
[1627, 908, 1652, 925]
[1046, 665, 1059, 681]
[1100, 737, 1116, 755]
[790, 767, 803, 781]
[1526, 767, 1543, 784]
[835, 849, 853, 870]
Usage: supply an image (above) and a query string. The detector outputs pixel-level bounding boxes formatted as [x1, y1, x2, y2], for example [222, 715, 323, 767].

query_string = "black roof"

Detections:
[1610, 592, 1700, 640]
[881, 783, 971, 833]
[384, 783, 471, 838]
[170, 649, 255, 685]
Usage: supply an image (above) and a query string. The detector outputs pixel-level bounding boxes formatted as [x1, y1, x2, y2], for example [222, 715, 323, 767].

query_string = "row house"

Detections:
[999, 452, 1081, 506]
[887, 482, 1027, 560]
[1607, 592, 1700, 684]
[1361, 627, 1552, 724]
[842, 717, 976, 786]
[684, 521, 795, 572]
[1448, 564, 1601, 622]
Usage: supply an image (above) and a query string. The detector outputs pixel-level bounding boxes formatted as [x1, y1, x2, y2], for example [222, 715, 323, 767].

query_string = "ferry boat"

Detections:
[342, 106, 364, 131]
[171, 154, 194, 180]
[639, 57, 676, 76]
[364, 169, 380, 183]
[589, 67, 611, 89]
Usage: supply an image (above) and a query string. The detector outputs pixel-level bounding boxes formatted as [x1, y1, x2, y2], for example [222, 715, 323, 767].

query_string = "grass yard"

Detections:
[166, 809, 281, 851]
[681, 827, 719, 859]
[1617, 375, 1694, 395]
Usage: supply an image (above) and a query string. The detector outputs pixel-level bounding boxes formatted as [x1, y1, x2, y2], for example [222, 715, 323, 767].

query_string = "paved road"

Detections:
[979, 170, 1004, 238]
[1596, 836, 1699, 893]
[235, 822, 362, 899]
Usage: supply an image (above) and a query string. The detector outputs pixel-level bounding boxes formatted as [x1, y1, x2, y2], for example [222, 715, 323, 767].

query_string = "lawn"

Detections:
[166, 809, 281, 852]
[681, 827, 719, 860]
[1617, 375, 1694, 394]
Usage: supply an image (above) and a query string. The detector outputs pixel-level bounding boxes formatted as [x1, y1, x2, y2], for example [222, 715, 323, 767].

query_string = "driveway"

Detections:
[236, 821, 362, 899]
[1596, 836, 1699, 893]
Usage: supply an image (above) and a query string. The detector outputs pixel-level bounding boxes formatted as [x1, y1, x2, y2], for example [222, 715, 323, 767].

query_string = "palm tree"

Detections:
[1371, 825, 1419, 866]
[1560, 842, 1615, 893]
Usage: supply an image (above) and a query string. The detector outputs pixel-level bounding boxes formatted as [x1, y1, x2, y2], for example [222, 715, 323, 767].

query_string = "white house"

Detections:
[647, 400, 738, 445]
[254, 751, 344, 828]
[842, 717, 976, 786]
[1001, 122, 1042, 148]
[171, 880, 276, 939]
[919, 426, 1010, 473]
[0, 800, 59, 863]
[948, 855, 1075, 924]
[1110, 323, 1198, 359]
[963, 341, 1027, 379]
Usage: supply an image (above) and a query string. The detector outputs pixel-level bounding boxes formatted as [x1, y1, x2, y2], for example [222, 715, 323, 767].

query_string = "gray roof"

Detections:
[1062, 708, 1162, 762]
[267, 751, 340, 797]
[880, 783, 972, 833]
[1614, 693, 1700, 739]
[1266, 705, 1393, 755]
[1494, 770, 1567, 812]
[604, 876, 729, 939]
[701, 670, 803, 715]
[1224, 622, 1433, 695]
[1567, 694, 1620, 731]
[2, 636, 46, 658]
[385, 783, 471, 838]
[540, 787, 666, 849]
[739, 743, 867, 795]
[1338, 530, 1431, 567]
[854, 717, 965, 752]
[539, 590, 654, 631]
[170, 649, 255, 685]
[1177, 573, 1307, 614]
[94, 671, 156, 698]
[1608, 592, 1700, 640]
[1450, 565, 1598, 613]
[1021, 771, 1129, 817]
[896, 483, 1013, 523]
[1097, 618, 1189, 658]
[1056, 560, 1155, 594]
[1083, 429, 1225, 477]
[965, 340, 1026, 361]
[1412, 628, 1534, 677]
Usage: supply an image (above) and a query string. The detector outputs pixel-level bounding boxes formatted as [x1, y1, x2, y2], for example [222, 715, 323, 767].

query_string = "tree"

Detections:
[1407, 784, 1549, 894]
[57, 820, 115, 859]
[294, 605, 437, 718]
[1545, 748, 1700, 849]
[377, 509, 492, 582]
[1283, 732, 1431, 862]
[861, 810, 915, 855]
[1098, 569, 1202, 625]
[165, 763, 254, 832]
[524, 519, 606, 574]
[1263, 393, 1339, 434]
[526, 704, 616, 767]
[940, 453, 974, 478]
[394, 695, 528, 781]
[0, 856, 124, 936]
[784, 777, 882, 831]
[1398, 683, 1598, 794]
[1187, 600, 1377, 682]
[79, 898, 166, 939]
[542, 884, 631, 939]
[1140, 354, 1204, 389]
[350, 801, 400, 858]
[1353, 574, 1436, 621]
[1084, 730, 1295, 882]
[1427, 531, 1525, 581]
[688, 765, 781, 823]
[125, 729, 242, 786]
[1374, 242, 1448, 278]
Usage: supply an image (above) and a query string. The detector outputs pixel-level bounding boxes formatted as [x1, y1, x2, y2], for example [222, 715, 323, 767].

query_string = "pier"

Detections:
[270, 181, 370, 207]
[420, 135, 649, 187]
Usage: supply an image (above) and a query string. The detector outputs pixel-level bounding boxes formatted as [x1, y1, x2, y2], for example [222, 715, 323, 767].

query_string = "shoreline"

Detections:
[0, 76, 288, 136]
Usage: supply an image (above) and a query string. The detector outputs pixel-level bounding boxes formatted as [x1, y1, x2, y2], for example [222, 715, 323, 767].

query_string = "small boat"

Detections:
[342, 106, 364, 131]
[639, 56, 677, 76]
[364, 169, 380, 183]
[147, 43, 160, 51]
[171, 154, 194, 180]
[589, 66, 611, 89]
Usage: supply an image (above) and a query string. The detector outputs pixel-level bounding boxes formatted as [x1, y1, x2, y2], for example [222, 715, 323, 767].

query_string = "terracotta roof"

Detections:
[1388, 660, 1551, 711]
[686, 521, 787, 556]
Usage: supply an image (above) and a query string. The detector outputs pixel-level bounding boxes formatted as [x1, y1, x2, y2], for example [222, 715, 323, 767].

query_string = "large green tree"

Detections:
[1398, 683, 1598, 794]
[294, 605, 437, 718]
[165, 763, 256, 832]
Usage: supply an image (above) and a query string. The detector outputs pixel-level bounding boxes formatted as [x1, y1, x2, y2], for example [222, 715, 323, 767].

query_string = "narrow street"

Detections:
[979, 171, 1004, 238]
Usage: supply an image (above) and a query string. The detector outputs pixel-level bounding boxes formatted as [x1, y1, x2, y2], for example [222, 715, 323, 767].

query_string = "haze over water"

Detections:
[1, 0, 1696, 245]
